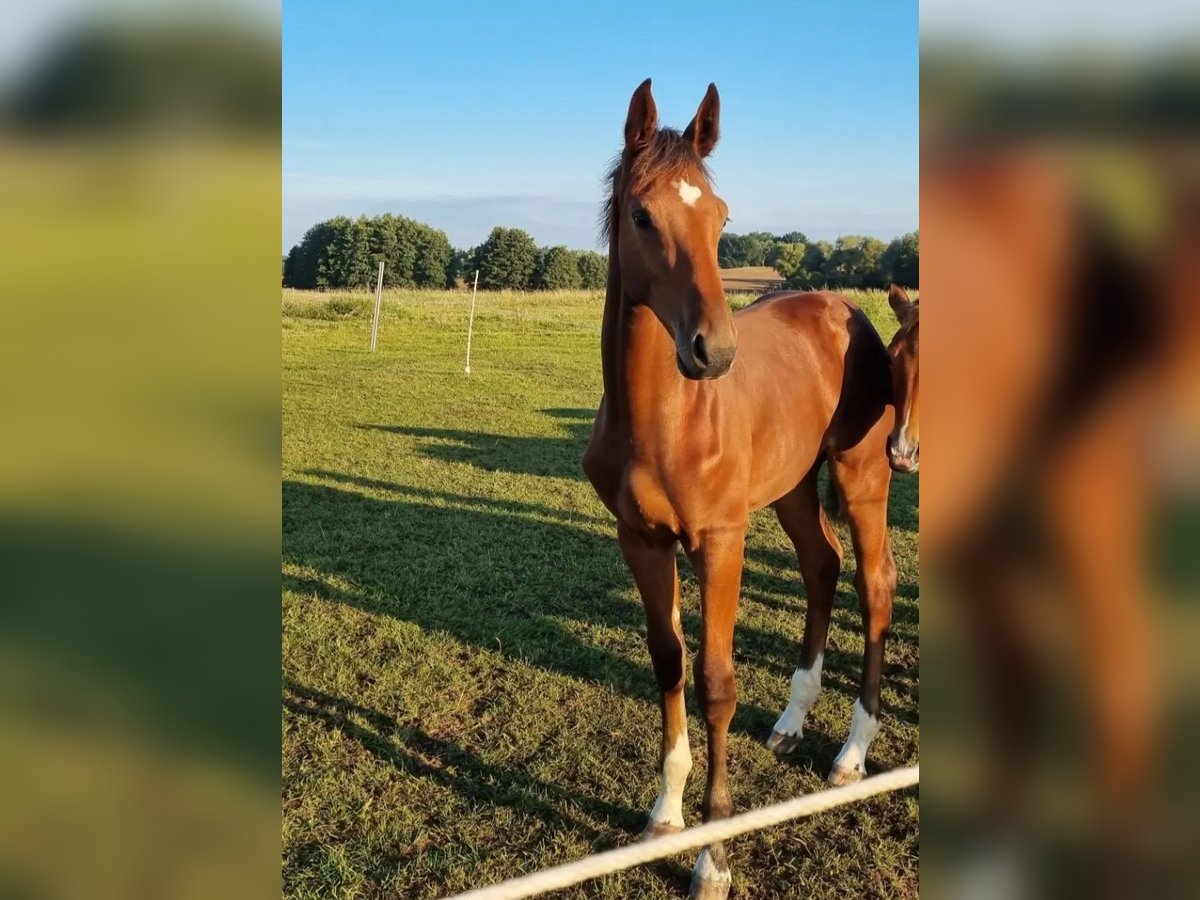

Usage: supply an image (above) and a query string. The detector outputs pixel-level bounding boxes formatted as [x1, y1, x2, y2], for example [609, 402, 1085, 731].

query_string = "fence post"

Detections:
[369, 260, 385, 352]
[464, 269, 479, 375]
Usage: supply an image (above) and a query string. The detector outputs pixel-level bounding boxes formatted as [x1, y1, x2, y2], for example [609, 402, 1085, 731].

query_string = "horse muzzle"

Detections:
[677, 329, 736, 380]
[887, 434, 919, 473]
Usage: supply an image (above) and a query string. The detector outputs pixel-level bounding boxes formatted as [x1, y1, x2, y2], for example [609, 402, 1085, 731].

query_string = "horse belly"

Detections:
[730, 325, 845, 509]
[747, 431, 826, 509]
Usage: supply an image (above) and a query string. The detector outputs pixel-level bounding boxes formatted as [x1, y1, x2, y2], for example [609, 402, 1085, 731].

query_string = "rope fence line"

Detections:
[446, 764, 918, 900]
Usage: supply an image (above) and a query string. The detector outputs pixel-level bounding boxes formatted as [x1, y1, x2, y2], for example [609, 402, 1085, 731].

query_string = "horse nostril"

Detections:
[692, 332, 709, 367]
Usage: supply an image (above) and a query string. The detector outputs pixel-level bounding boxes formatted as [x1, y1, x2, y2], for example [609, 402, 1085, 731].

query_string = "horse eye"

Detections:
[631, 209, 652, 229]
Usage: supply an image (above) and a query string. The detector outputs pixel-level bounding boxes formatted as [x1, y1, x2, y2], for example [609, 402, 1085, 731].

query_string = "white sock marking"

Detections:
[676, 179, 702, 206]
[694, 848, 731, 883]
[832, 698, 881, 776]
[772, 653, 823, 737]
[648, 729, 691, 829]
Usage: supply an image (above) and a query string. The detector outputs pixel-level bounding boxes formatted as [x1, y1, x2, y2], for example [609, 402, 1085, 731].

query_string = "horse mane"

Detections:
[600, 128, 712, 244]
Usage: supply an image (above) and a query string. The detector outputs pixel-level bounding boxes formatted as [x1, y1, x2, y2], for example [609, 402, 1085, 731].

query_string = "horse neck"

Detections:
[599, 243, 624, 404]
[600, 249, 681, 431]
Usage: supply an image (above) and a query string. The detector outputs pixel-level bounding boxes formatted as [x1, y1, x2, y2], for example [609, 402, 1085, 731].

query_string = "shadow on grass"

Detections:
[286, 406, 918, 781]
[357, 408, 595, 481]
[359, 406, 919, 534]
[284, 679, 640, 836]
[288, 473, 899, 757]
[283, 679, 699, 893]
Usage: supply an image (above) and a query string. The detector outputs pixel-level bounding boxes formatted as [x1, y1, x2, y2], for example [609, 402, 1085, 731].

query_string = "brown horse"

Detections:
[583, 79, 897, 899]
[886, 283, 919, 473]
[919, 141, 1174, 886]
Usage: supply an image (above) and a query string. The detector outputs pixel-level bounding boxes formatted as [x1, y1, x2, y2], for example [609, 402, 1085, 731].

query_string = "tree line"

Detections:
[283, 216, 607, 291]
[720, 230, 918, 289]
[283, 215, 918, 292]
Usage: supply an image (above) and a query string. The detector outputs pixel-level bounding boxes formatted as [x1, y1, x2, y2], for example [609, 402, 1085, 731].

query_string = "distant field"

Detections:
[720, 265, 786, 295]
[282, 287, 918, 898]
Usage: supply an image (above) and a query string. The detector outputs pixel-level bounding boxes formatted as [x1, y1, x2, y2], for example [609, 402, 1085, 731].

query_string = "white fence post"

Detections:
[369, 260, 385, 352]
[464, 269, 479, 375]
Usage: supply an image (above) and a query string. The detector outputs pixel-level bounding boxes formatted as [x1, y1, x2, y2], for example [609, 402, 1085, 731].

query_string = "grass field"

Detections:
[282, 287, 918, 898]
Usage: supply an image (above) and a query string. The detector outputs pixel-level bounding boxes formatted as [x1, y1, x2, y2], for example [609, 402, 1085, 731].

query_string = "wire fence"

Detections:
[446, 764, 919, 900]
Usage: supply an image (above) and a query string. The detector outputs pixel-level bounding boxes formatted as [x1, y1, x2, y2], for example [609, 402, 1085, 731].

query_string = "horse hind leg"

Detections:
[828, 438, 896, 785]
[766, 465, 844, 757]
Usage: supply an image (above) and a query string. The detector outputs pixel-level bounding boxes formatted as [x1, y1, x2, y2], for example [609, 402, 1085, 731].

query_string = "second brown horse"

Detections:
[584, 79, 897, 899]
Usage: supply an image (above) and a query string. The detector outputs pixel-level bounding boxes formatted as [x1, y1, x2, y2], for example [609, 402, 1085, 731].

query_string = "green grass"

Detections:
[283, 287, 918, 898]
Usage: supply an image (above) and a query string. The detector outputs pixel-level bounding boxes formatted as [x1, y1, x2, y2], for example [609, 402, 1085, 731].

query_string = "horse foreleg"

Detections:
[685, 526, 746, 900]
[618, 524, 691, 838]
[1041, 397, 1158, 829]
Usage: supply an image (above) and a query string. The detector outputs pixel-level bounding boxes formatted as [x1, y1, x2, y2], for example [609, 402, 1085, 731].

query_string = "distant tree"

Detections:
[766, 242, 806, 281]
[447, 247, 473, 287]
[388, 217, 419, 286]
[717, 233, 737, 267]
[744, 232, 777, 266]
[718, 233, 743, 267]
[314, 216, 371, 288]
[360, 214, 401, 287]
[464, 246, 482, 284]
[283, 220, 333, 289]
[576, 250, 607, 290]
[413, 224, 452, 287]
[826, 235, 887, 288]
[719, 231, 777, 268]
[859, 236, 888, 289]
[858, 237, 889, 288]
[347, 216, 376, 287]
[825, 235, 858, 286]
[477, 226, 537, 289]
[711, 227, 911, 290]
[530, 247, 547, 284]
[282, 214, 451, 289]
[280, 215, 627, 293]
[787, 240, 832, 288]
[881, 230, 919, 287]
[533, 245, 582, 289]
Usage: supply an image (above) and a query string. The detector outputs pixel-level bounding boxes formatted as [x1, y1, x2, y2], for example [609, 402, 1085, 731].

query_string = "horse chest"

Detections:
[618, 463, 684, 536]
[616, 450, 741, 540]
[587, 408, 738, 539]
[585, 441, 680, 533]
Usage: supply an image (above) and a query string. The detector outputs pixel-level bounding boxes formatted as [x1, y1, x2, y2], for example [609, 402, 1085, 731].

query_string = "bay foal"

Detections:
[583, 80, 897, 898]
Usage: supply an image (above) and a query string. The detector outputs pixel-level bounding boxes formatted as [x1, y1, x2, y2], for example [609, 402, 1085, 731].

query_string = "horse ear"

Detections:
[683, 83, 720, 157]
[624, 78, 658, 153]
[888, 283, 913, 321]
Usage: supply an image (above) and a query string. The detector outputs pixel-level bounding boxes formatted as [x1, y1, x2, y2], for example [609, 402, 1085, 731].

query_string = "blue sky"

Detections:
[283, 1, 917, 253]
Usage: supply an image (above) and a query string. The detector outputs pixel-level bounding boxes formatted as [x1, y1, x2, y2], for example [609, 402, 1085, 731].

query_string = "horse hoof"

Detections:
[766, 729, 801, 756]
[690, 849, 732, 899]
[827, 763, 864, 786]
[641, 819, 684, 841]
[689, 872, 732, 900]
